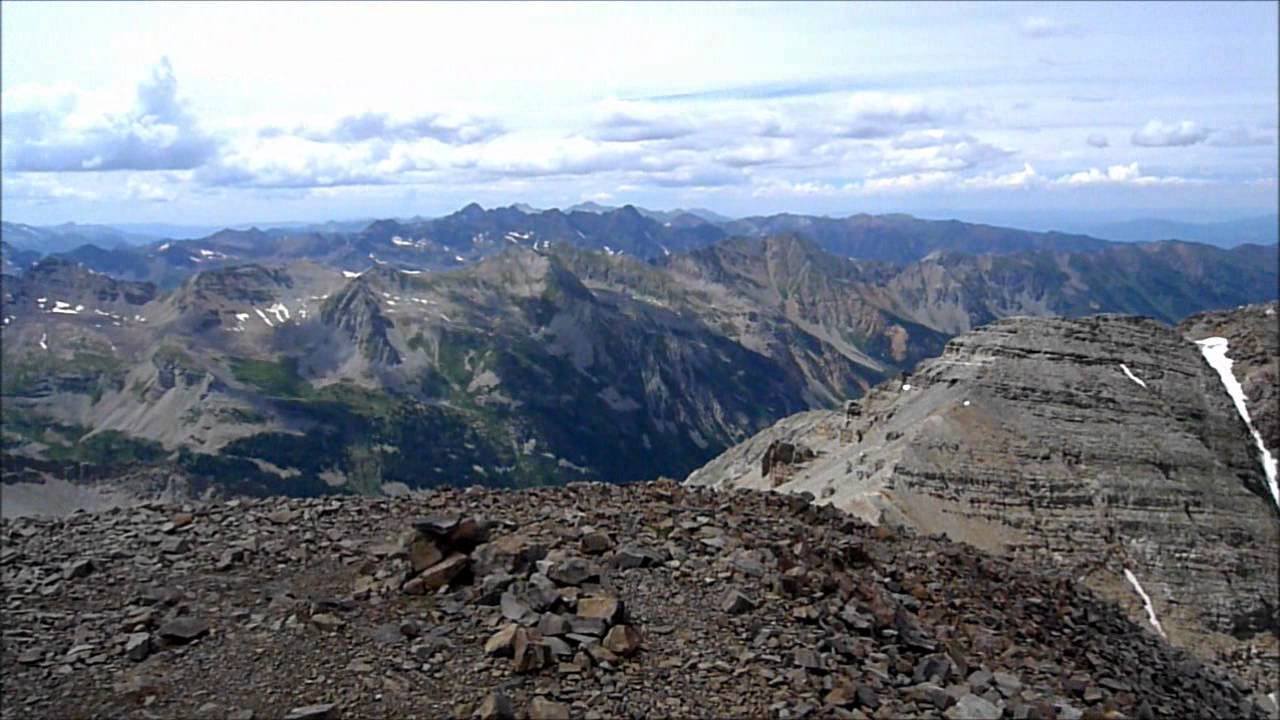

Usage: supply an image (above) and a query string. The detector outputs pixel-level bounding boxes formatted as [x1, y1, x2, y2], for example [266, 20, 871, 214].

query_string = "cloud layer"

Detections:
[0, 51, 1274, 217]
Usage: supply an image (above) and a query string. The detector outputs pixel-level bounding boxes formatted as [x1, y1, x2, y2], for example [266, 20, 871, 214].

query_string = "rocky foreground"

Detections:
[3, 482, 1275, 720]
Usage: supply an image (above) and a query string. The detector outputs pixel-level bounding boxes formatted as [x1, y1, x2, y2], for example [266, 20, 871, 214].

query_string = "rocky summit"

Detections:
[2, 482, 1275, 720]
[686, 313, 1280, 696]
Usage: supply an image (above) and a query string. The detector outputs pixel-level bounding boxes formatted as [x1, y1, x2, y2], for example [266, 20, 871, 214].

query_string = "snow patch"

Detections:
[51, 301, 80, 315]
[962, 400, 971, 407]
[1196, 337, 1279, 510]
[1120, 364, 1147, 388]
[454, 255, 466, 263]
[253, 307, 274, 327]
[39, 332, 47, 350]
[901, 383, 912, 391]
[342, 270, 362, 279]
[265, 302, 290, 323]
[1123, 568, 1166, 638]
[157, 242, 171, 252]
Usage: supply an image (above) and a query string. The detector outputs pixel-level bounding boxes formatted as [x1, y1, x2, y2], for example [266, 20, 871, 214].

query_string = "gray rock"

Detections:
[580, 531, 613, 555]
[721, 589, 757, 614]
[124, 632, 150, 661]
[284, 704, 337, 720]
[945, 693, 1000, 720]
[536, 613, 570, 637]
[547, 558, 598, 586]
[157, 617, 209, 643]
[63, 559, 94, 579]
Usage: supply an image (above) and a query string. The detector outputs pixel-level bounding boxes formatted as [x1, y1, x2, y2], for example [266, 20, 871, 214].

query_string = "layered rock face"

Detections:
[687, 315, 1279, 691]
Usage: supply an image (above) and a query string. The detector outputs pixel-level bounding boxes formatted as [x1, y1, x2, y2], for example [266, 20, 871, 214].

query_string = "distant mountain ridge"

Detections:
[1081, 215, 1278, 248]
[9, 204, 1141, 287]
[3, 232, 1275, 498]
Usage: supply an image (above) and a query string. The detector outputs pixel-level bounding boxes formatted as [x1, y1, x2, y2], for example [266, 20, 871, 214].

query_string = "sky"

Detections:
[1, 1, 1277, 227]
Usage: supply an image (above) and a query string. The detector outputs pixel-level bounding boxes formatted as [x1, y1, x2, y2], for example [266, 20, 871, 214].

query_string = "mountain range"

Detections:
[4, 206, 1275, 273]
[3, 217, 1276, 500]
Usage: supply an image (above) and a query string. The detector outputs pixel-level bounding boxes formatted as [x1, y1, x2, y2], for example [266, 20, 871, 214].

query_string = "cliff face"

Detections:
[1179, 302, 1279, 460]
[687, 315, 1279, 690]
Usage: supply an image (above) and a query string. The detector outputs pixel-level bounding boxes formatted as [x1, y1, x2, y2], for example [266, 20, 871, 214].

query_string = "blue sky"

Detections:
[1, 1, 1276, 226]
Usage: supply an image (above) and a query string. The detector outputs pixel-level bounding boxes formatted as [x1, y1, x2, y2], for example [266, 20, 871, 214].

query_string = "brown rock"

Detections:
[310, 613, 345, 630]
[825, 683, 857, 708]
[602, 624, 641, 657]
[528, 697, 571, 720]
[408, 536, 445, 573]
[419, 553, 469, 591]
[513, 632, 551, 674]
[473, 691, 514, 720]
[576, 595, 623, 623]
[580, 531, 614, 555]
[484, 624, 520, 657]
[448, 516, 490, 552]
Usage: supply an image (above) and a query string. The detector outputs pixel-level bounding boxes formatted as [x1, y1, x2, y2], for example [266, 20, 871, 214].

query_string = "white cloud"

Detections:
[1131, 120, 1210, 147]
[713, 139, 795, 167]
[1206, 126, 1277, 147]
[1, 58, 220, 172]
[1019, 17, 1084, 38]
[877, 139, 1012, 175]
[1054, 162, 1192, 186]
[0, 174, 99, 202]
[126, 175, 178, 202]
[963, 163, 1040, 189]
[832, 92, 969, 139]
[276, 110, 503, 145]
[892, 129, 976, 149]
[198, 135, 397, 188]
[588, 99, 696, 142]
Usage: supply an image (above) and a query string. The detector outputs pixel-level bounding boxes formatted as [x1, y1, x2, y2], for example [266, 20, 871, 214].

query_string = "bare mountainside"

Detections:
[2, 236, 1277, 505]
[686, 312, 1280, 693]
[2, 482, 1277, 720]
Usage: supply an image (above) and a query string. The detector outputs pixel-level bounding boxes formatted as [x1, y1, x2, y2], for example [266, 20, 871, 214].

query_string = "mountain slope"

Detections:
[686, 315, 1279, 691]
